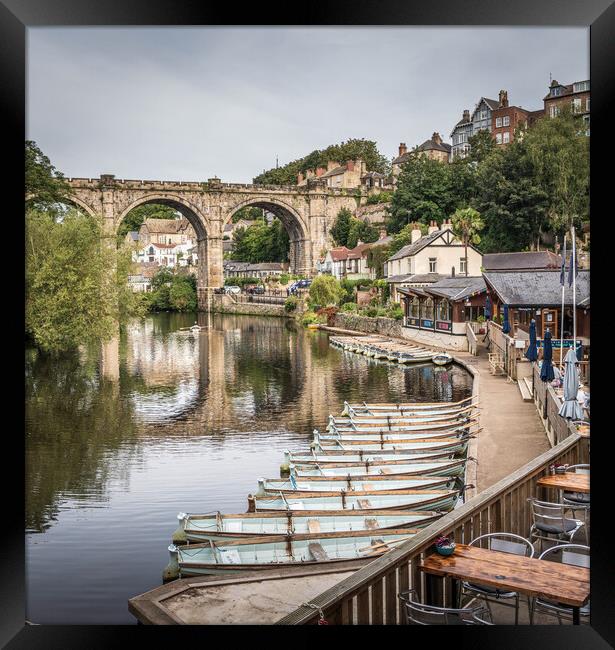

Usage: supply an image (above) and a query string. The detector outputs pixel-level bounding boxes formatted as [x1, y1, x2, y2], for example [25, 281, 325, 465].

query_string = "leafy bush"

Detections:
[301, 310, 319, 326]
[308, 275, 343, 309]
[341, 302, 358, 312]
[387, 305, 404, 320]
[284, 296, 299, 313]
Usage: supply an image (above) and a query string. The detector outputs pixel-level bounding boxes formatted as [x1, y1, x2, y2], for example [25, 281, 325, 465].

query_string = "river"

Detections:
[25, 312, 472, 624]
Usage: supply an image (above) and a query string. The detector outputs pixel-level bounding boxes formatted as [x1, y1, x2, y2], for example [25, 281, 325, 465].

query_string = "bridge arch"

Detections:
[224, 197, 311, 275]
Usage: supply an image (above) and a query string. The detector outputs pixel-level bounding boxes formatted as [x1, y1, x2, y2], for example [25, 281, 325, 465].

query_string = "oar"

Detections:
[358, 534, 417, 554]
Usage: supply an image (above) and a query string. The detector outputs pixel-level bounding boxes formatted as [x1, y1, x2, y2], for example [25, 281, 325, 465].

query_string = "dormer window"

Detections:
[573, 81, 589, 93]
[550, 86, 562, 97]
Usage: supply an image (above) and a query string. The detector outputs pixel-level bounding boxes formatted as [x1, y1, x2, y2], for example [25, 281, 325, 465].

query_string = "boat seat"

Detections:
[307, 519, 321, 534]
[225, 521, 242, 533]
[308, 542, 329, 561]
[362, 483, 374, 491]
[357, 499, 372, 508]
[364, 518, 378, 529]
[379, 468, 392, 474]
[218, 548, 242, 564]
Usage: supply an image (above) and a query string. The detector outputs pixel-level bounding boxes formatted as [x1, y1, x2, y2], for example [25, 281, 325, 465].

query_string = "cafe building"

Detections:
[482, 269, 590, 349]
[397, 276, 487, 350]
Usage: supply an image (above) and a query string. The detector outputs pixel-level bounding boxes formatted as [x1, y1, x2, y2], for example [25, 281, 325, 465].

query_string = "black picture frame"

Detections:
[3, 1, 612, 647]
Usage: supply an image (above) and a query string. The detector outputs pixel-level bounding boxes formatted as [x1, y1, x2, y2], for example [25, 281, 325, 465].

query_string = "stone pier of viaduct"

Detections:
[65, 175, 367, 309]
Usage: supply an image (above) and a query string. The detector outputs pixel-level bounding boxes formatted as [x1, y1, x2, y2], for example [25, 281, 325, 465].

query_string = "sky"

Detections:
[27, 27, 589, 183]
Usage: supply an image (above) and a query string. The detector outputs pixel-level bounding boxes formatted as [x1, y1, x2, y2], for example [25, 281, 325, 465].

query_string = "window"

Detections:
[503, 115, 510, 127]
[423, 298, 434, 321]
[550, 86, 562, 97]
[503, 131, 510, 144]
[495, 133, 502, 144]
[410, 297, 420, 318]
[407, 258, 412, 273]
[481, 110, 487, 119]
[437, 300, 451, 321]
[549, 105, 560, 118]
[572, 98, 581, 113]
[429, 258, 437, 273]
[460, 257, 467, 274]
[573, 81, 589, 93]
[586, 98, 590, 112]
[495, 117, 502, 128]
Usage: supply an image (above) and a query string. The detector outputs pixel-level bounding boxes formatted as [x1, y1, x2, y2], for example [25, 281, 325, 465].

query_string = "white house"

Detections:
[385, 219, 483, 302]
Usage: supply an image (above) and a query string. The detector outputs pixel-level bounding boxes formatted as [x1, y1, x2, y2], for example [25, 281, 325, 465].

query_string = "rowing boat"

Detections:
[283, 450, 459, 468]
[249, 488, 460, 512]
[169, 528, 420, 576]
[316, 425, 478, 443]
[313, 436, 470, 455]
[256, 475, 458, 495]
[341, 396, 476, 416]
[432, 352, 453, 366]
[329, 404, 477, 426]
[325, 418, 476, 435]
[290, 457, 466, 479]
[176, 510, 443, 543]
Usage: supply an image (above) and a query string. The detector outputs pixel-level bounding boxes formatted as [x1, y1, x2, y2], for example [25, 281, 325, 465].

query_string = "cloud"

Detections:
[27, 27, 589, 183]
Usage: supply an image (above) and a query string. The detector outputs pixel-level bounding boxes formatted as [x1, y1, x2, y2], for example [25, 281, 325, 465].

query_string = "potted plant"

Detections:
[434, 534, 456, 556]
[476, 314, 486, 334]
[554, 463, 569, 474]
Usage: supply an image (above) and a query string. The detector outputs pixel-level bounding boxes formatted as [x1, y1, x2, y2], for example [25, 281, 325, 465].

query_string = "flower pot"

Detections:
[435, 543, 456, 556]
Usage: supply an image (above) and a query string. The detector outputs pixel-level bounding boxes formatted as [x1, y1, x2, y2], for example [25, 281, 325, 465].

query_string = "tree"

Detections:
[346, 219, 379, 249]
[330, 208, 353, 247]
[523, 106, 589, 232]
[26, 209, 144, 353]
[231, 220, 289, 262]
[254, 138, 390, 185]
[474, 140, 549, 252]
[232, 206, 265, 223]
[467, 129, 496, 164]
[25, 140, 70, 211]
[308, 275, 343, 308]
[386, 155, 455, 233]
[451, 207, 484, 276]
[387, 223, 428, 256]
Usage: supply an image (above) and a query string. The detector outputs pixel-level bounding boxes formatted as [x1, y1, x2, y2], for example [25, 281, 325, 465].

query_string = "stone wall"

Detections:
[208, 294, 290, 318]
[331, 313, 468, 351]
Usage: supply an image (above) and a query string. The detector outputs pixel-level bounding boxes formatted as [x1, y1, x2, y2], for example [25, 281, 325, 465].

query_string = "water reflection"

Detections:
[25, 312, 472, 623]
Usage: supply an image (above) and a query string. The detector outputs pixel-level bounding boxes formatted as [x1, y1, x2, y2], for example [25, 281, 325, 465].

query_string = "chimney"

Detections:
[428, 220, 439, 235]
[398, 142, 407, 156]
[327, 160, 339, 171]
[315, 167, 325, 177]
[441, 218, 453, 231]
[451, 267, 456, 277]
[462, 109, 470, 121]
[432, 132, 442, 145]
[411, 224, 422, 243]
[297, 172, 304, 184]
[499, 90, 509, 107]
[346, 160, 355, 171]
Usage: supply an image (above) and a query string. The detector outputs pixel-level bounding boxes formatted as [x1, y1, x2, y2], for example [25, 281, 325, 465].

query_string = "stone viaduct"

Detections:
[65, 174, 366, 308]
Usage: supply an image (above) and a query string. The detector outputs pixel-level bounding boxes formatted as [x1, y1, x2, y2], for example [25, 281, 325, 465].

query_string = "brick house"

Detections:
[491, 90, 544, 146]
[543, 78, 590, 134]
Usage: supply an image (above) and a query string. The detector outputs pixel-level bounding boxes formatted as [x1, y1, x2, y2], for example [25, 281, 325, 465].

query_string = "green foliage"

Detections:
[231, 206, 265, 223]
[330, 208, 353, 246]
[341, 302, 358, 312]
[232, 220, 289, 263]
[117, 203, 181, 241]
[301, 310, 320, 326]
[346, 220, 379, 249]
[366, 191, 393, 205]
[25, 140, 70, 212]
[523, 106, 589, 232]
[224, 276, 259, 287]
[284, 296, 299, 313]
[366, 245, 391, 279]
[308, 275, 343, 309]
[279, 273, 291, 286]
[467, 129, 497, 164]
[26, 209, 144, 354]
[387, 154, 477, 234]
[253, 138, 390, 185]
[147, 269, 197, 312]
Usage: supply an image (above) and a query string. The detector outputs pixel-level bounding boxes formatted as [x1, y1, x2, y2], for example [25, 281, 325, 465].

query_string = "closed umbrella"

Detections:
[502, 304, 511, 334]
[524, 319, 538, 362]
[540, 330, 555, 382]
[484, 294, 492, 320]
[558, 348, 584, 420]
[576, 342, 584, 362]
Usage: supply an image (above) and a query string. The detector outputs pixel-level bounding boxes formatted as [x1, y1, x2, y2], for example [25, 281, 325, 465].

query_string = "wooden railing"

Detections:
[466, 322, 478, 356]
[276, 432, 587, 625]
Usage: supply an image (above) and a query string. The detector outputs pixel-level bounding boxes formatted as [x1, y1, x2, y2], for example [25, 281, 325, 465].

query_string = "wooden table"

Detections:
[420, 544, 590, 624]
[537, 473, 590, 494]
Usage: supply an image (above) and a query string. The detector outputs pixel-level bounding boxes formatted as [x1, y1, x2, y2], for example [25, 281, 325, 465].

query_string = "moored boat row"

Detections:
[165, 392, 477, 580]
[329, 335, 453, 366]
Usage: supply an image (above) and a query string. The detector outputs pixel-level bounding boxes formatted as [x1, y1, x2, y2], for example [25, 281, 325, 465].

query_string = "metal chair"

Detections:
[398, 589, 493, 625]
[561, 465, 590, 535]
[458, 533, 535, 625]
[530, 544, 590, 625]
[527, 497, 584, 552]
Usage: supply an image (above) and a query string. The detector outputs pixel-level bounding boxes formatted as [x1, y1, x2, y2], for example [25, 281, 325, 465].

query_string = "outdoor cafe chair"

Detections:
[529, 544, 590, 625]
[458, 533, 535, 625]
[561, 465, 590, 517]
[527, 497, 585, 552]
[398, 589, 493, 625]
